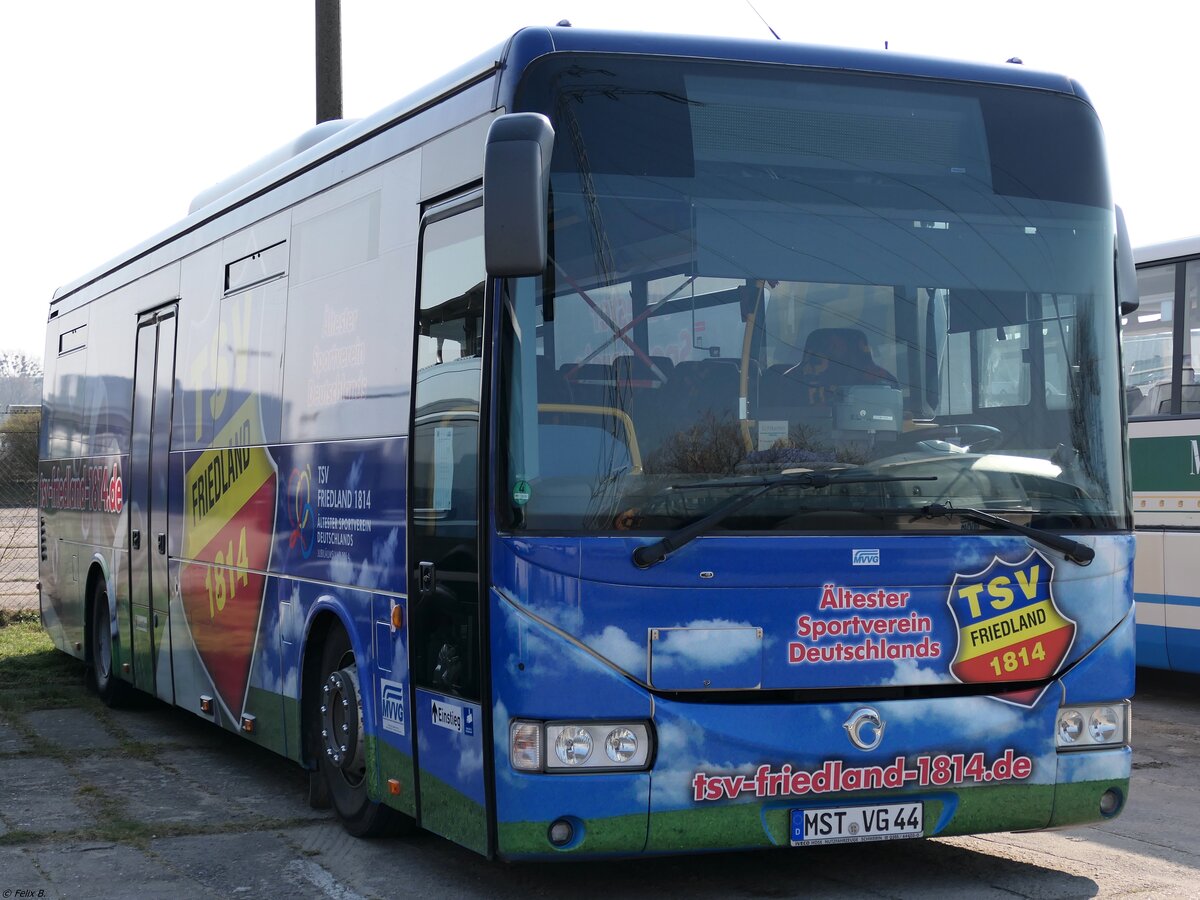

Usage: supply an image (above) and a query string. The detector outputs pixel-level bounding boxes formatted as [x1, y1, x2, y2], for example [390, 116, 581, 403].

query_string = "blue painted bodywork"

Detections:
[488, 533, 1133, 857]
[1137, 593, 1200, 674]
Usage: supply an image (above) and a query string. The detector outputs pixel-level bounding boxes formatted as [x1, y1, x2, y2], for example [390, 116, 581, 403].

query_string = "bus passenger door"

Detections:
[129, 305, 178, 702]
[408, 200, 490, 854]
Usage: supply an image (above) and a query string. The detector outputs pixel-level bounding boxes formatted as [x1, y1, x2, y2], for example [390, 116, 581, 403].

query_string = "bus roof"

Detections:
[513, 26, 1083, 93]
[1135, 235, 1200, 266]
[50, 25, 1090, 310]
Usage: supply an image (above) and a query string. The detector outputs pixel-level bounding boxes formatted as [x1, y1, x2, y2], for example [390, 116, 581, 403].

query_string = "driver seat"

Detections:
[793, 328, 895, 396]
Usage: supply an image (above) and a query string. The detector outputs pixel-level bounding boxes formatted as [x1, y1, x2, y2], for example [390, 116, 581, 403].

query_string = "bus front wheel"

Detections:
[309, 625, 411, 837]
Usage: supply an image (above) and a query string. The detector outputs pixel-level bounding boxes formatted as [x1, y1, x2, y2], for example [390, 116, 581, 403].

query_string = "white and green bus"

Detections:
[1124, 237, 1200, 672]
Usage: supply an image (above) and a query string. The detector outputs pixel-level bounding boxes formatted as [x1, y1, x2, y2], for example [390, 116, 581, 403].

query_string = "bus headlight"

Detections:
[510, 720, 652, 771]
[1089, 707, 1120, 743]
[554, 726, 593, 766]
[605, 726, 639, 763]
[1055, 702, 1129, 749]
[1056, 710, 1084, 745]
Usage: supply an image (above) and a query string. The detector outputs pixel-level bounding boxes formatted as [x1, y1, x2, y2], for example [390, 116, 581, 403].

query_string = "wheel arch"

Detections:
[83, 554, 114, 666]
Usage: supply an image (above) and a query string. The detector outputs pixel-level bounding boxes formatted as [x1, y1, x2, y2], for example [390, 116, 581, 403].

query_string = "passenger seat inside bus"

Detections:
[649, 359, 750, 458]
[1180, 384, 1200, 413]
[536, 359, 573, 405]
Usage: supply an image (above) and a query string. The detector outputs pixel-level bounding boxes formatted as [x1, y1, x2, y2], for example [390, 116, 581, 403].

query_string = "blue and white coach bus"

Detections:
[39, 26, 1137, 859]
[1123, 236, 1200, 673]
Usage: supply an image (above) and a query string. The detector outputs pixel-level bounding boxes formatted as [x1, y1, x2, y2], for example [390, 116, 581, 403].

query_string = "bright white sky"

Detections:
[3, 1, 1192, 359]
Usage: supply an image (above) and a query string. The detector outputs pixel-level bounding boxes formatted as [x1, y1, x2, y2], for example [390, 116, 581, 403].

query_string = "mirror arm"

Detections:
[1115, 206, 1139, 316]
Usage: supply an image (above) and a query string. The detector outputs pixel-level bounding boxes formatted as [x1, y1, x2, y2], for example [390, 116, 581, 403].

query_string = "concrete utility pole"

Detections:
[315, 0, 343, 123]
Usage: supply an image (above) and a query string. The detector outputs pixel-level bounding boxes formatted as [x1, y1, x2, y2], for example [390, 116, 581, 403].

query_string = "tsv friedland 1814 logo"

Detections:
[946, 550, 1075, 707]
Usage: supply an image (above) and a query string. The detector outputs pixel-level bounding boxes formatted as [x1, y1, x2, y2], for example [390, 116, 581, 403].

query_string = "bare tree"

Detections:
[0, 352, 43, 409]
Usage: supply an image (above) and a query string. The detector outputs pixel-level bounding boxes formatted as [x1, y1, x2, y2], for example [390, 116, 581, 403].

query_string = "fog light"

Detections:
[1099, 788, 1122, 817]
[554, 726, 593, 766]
[1057, 710, 1084, 745]
[1089, 707, 1119, 744]
[548, 818, 574, 846]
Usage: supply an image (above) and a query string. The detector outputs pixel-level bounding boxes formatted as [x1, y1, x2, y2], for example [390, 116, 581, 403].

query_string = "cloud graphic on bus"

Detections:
[457, 745, 484, 781]
[650, 618, 760, 670]
[1065, 749, 1130, 783]
[652, 719, 756, 806]
[583, 625, 644, 673]
[880, 658, 956, 687]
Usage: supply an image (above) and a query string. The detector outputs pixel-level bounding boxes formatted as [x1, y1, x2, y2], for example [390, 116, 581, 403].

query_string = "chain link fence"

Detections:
[1, 407, 39, 612]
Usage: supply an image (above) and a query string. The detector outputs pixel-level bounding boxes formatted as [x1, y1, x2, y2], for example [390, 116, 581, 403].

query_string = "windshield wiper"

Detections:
[917, 502, 1094, 566]
[632, 471, 936, 569]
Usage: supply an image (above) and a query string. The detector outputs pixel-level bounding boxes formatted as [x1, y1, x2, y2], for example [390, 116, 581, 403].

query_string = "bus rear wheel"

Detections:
[88, 579, 129, 707]
[310, 625, 411, 837]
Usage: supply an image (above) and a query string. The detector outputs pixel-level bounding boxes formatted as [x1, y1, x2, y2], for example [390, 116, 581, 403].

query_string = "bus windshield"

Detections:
[501, 55, 1125, 534]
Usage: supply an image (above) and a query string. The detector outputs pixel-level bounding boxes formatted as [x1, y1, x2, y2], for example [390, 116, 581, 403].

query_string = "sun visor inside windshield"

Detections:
[684, 76, 992, 186]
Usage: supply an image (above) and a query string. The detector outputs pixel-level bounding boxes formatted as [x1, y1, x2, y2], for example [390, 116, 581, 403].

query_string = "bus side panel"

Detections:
[163, 143, 421, 759]
[172, 228, 287, 735]
[280, 163, 416, 446]
[165, 558, 296, 749]
[161, 568, 409, 772]
[1133, 530, 1170, 669]
[1130, 424, 1200, 671]
[37, 324, 66, 652]
[373, 591, 416, 817]
[39, 304, 98, 658]
[1163, 531, 1200, 673]
[268, 438, 413, 802]
[39, 273, 150, 685]
[167, 436, 410, 748]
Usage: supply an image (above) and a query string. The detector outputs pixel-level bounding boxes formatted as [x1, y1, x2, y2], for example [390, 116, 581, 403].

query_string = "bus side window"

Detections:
[1124, 263, 1176, 417]
[1182, 260, 1200, 412]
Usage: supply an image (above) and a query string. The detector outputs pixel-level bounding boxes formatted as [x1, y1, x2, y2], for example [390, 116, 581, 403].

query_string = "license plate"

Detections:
[790, 802, 923, 846]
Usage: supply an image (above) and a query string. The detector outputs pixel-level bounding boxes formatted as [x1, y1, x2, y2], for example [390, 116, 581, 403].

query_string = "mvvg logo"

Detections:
[380, 679, 406, 735]
[1190, 439, 1200, 477]
[852, 549, 880, 566]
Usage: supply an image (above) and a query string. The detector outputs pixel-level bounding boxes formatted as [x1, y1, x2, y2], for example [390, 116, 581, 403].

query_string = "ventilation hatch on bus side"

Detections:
[225, 242, 288, 294]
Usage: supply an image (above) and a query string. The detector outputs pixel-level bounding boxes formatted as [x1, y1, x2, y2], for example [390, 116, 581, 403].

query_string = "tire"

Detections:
[88, 579, 129, 707]
[309, 624, 412, 837]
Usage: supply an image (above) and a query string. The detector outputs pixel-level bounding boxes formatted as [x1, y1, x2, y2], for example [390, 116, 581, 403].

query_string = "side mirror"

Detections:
[484, 113, 555, 277]
[1115, 206, 1139, 316]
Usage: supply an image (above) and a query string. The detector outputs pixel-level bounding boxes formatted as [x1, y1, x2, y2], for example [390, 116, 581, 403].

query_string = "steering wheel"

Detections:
[901, 423, 1003, 453]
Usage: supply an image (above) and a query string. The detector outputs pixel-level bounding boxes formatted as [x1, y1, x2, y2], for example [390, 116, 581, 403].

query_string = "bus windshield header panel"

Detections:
[501, 54, 1123, 535]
